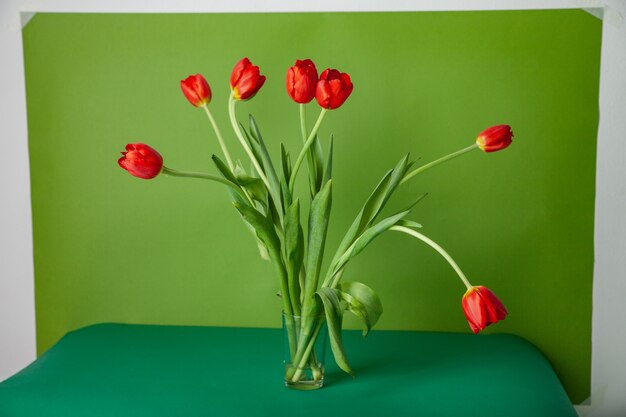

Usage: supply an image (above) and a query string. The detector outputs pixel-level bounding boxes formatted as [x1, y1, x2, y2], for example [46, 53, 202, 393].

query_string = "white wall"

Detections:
[0, 0, 37, 381]
[1, 1, 624, 415]
[589, 2, 626, 416]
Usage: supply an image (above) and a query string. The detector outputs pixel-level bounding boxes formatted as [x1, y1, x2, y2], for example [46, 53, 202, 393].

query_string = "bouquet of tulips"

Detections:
[118, 57, 513, 388]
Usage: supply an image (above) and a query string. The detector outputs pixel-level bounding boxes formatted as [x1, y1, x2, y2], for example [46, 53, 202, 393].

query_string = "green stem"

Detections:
[401, 144, 479, 184]
[300, 104, 317, 194]
[390, 225, 472, 289]
[161, 166, 243, 194]
[289, 109, 327, 195]
[227, 93, 270, 189]
[202, 104, 234, 171]
[291, 320, 324, 382]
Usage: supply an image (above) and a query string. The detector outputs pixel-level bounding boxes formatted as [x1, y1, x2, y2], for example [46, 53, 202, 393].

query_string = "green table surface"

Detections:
[0, 323, 576, 417]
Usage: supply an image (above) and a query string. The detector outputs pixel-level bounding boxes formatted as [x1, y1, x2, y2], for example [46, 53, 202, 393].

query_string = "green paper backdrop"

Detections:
[22, 10, 599, 403]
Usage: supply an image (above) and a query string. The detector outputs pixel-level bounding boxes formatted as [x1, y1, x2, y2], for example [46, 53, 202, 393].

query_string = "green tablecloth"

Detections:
[0, 323, 576, 417]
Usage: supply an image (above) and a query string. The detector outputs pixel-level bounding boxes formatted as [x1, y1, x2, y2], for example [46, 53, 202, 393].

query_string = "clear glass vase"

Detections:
[283, 312, 327, 390]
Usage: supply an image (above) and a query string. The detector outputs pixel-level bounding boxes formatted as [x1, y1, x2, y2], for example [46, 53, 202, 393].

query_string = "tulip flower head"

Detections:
[230, 57, 266, 101]
[286, 59, 319, 104]
[476, 124, 513, 152]
[180, 74, 212, 107]
[118, 143, 163, 179]
[462, 285, 508, 334]
[316, 68, 353, 110]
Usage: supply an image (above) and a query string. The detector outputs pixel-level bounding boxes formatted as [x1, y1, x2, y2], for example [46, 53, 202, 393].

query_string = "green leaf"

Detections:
[358, 154, 411, 231]
[212, 156, 270, 259]
[339, 281, 383, 337]
[210, 155, 250, 209]
[330, 155, 411, 269]
[323, 135, 334, 185]
[246, 116, 286, 216]
[280, 176, 292, 209]
[234, 202, 290, 307]
[285, 199, 304, 315]
[311, 134, 324, 195]
[317, 287, 353, 376]
[395, 219, 423, 229]
[330, 209, 411, 277]
[237, 123, 265, 169]
[235, 172, 267, 206]
[233, 203, 281, 259]
[323, 156, 413, 287]
[267, 194, 283, 231]
[301, 180, 332, 317]
[212, 155, 239, 185]
[280, 143, 292, 184]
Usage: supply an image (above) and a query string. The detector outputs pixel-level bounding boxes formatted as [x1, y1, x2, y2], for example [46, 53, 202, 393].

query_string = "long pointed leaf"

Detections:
[301, 180, 332, 316]
[317, 287, 353, 376]
[311, 134, 324, 195]
[323, 135, 334, 185]
[330, 209, 411, 277]
[241, 118, 284, 217]
[280, 143, 291, 184]
[326, 155, 411, 283]
[285, 199, 304, 315]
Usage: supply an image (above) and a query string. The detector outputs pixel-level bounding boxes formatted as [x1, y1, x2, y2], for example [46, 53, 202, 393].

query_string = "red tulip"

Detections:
[118, 143, 163, 179]
[230, 57, 266, 101]
[476, 125, 513, 152]
[315, 68, 353, 110]
[180, 74, 211, 107]
[286, 59, 318, 104]
[462, 285, 508, 334]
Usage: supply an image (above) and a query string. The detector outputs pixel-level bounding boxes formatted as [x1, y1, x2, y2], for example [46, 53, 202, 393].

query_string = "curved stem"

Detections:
[202, 104, 234, 170]
[401, 144, 479, 184]
[289, 109, 327, 195]
[227, 93, 270, 188]
[161, 166, 244, 195]
[390, 225, 472, 289]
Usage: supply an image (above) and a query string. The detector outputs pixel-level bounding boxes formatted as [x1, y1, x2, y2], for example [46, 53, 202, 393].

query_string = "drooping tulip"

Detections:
[462, 285, 508, 334]
[315, 68, 353, 110]
[286, 59, 318, 104]
[180, 74, 212, 107]
[118, 143, 163, 179]
[476, 125, 513, 152]
[230, 57, 266, 101]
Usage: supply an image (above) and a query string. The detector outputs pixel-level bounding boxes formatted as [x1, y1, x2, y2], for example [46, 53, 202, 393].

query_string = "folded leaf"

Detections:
[339, 281, 383, 337]
[317, 287, 353, 376]
[395, 219, 423, 229]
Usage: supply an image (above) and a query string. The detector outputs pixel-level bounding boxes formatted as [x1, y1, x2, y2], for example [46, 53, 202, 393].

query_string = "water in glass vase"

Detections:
[283, 312, 328, 390]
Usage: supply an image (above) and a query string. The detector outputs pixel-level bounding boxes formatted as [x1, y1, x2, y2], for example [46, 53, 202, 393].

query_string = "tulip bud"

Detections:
[230, 57, 266, 101]
[476, 125, 513, 152]
[315, 68, 353, 110]
[286, 59, 318, 104]
[180, 74, 212, 107]
[462, 285, 508, 334]
[118, 143, 163, 179]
